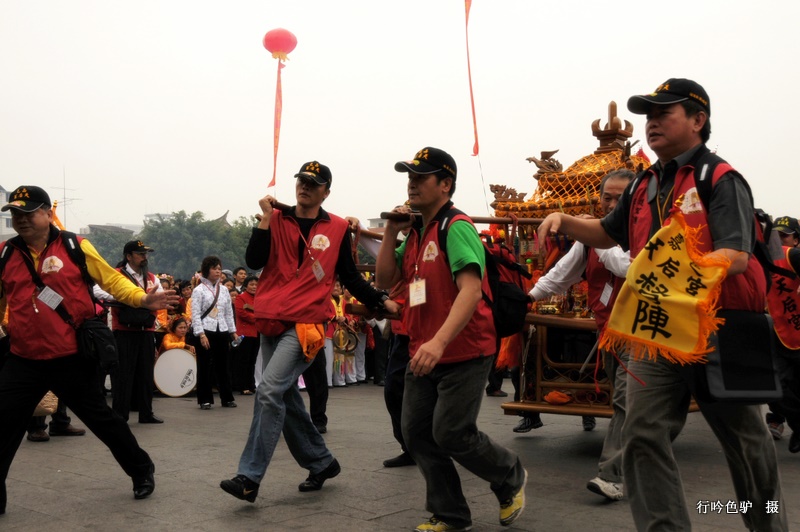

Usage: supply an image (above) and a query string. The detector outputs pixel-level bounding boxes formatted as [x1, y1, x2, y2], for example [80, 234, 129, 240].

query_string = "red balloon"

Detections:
[263, 28, 297, 58]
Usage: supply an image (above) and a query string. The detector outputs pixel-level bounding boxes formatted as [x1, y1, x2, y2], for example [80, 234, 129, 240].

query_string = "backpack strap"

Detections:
[691, 150, 796, 281]
[59, 231, 99, 300]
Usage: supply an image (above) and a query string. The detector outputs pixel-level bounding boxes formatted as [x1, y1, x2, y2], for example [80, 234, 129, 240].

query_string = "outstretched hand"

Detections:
[140, 286, 179, 311]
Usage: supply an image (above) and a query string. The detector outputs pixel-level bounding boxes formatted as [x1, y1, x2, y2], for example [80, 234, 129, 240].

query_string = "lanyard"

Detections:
[297, 231, 317, 277]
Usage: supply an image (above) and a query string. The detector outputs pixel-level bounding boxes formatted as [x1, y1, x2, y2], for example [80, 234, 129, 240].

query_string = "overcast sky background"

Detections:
[1, 1, 798, 233]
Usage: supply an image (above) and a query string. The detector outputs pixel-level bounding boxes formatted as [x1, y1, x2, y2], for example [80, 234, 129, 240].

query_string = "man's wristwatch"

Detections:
[376, 291, 390, 311]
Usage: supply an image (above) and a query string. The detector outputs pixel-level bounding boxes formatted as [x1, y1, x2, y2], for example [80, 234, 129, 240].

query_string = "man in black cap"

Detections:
[773, 216, 800, 249]
[537, 80, 786, 530]
[220, 161, 399, 503]
[376, 148, 527, 531]
[0, 186, 177, 514]
[107, 240, 164, 424]
[765, 216, 800, 452]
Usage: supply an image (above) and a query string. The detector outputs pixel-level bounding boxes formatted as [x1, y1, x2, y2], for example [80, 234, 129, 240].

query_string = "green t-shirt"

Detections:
[396, 220, 485, 279]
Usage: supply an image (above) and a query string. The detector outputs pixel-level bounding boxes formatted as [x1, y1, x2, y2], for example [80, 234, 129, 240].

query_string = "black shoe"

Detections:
[49, 424, 87, 436]
[26, 429, 50, 442]
[582, 416, 596, 432]
[138, 415, 164, 424]
[790, 431, 800, 453]
[383, 452, 415, 468]
[222, 401, 237, 408]
[513, 417, 543, 433]
[298, 458, 341, 492]
[486, 389, 509, 397]
[220, 474, 260, 502]
[315, 424, 327, 434]
[132, 464, 155, 500]
[374, 379, 385, 386]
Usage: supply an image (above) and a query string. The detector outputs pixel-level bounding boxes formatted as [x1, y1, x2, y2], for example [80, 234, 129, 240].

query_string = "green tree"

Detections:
[137, 211, 256, 279]
[86, 230, 135, 266]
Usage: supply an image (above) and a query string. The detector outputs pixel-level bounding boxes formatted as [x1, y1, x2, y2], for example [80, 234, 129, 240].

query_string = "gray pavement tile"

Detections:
[4, 384, 799, 530]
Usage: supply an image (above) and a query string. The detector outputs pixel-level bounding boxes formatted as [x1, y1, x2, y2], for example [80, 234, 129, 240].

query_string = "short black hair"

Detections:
[600, 169, 635, 194]
[681, 100, 711, 143]
[243, 275, 259, 287]
[233, 267, 247, 275]
[435, 170, 456, 197]
[200, 255, 222, 278]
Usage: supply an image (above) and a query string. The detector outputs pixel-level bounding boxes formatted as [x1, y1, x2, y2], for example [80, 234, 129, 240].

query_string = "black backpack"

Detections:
[435, 207, 532, 339]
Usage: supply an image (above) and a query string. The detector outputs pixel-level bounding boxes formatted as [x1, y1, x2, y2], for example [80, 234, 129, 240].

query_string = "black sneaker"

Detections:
[298, 458, 341, 492]
[513, 416, 543, 433]
[582, 416, 596, 432]
[220, 474, 260, 502]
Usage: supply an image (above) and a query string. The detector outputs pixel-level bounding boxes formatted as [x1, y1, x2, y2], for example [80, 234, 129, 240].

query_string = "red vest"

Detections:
[766, 247, 800, 349]
[401, 217, 496, 364]
[234, 290, 257, 338]
[1, 236, 96, 360]
[585, 248, 623, 332]
[111, 268, 158, 331]
[255, 210, 349, 327]
[628, 162, 765, 312]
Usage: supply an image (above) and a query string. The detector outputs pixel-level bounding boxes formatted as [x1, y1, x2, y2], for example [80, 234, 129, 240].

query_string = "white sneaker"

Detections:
[586, 477, 623, 501]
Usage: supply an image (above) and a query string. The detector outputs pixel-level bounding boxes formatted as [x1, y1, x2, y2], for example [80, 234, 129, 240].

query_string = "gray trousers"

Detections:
[623, 356, 787, 531]
[596, 350, 628, 483]
[401, 356, 525, 529]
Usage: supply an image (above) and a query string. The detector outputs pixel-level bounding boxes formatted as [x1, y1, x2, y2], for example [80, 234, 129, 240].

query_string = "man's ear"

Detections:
[441, 177, 453, 194]
[692, 111, 708, 134]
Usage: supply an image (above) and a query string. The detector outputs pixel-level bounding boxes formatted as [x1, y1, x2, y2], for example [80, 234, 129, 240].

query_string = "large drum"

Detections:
[154, 348, 197, 397]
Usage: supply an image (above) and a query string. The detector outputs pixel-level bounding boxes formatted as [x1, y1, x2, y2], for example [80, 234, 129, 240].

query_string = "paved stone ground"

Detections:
[3, 383, 799, 531]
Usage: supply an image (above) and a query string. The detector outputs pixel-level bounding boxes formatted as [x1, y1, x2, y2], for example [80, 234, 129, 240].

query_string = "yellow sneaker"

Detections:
[499, 469, 527, 526]
[414, 517, 472, 532]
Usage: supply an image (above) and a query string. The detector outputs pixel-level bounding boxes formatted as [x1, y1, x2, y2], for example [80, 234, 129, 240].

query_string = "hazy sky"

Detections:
[2, 1, 798, 232]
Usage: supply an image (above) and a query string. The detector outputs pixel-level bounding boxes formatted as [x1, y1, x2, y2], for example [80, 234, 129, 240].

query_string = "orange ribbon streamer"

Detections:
[269, 61, 285, 189]
[464, 0, 479, 156]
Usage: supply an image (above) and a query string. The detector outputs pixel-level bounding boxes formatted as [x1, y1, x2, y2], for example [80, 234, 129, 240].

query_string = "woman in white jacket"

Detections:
[191, 255, 238, 410]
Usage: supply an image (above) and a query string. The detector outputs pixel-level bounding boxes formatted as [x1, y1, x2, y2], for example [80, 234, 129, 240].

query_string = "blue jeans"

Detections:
[402, 356, 525, 528]
[236, 329, 334, 484]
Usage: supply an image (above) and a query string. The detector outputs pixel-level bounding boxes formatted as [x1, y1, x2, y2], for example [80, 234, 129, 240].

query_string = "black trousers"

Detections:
[371, 325, 390, 384]
[195, 330, 235, 405]
[232, 336, 259, 393]
[384, 333, 410, 452]
[28, 400, 72, 433]
[112, 330, 156, 421]
[302, 347, 329, 428]
[767, 343, 800, 432]
[0, 353, 152, 513]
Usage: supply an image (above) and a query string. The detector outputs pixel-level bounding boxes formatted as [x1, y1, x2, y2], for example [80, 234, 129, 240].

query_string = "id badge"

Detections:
[599, 282, 613, 306]
[409, 278, 427, 307]
[311, 259, 325, 282]
[209, 306, 219, 319]
[37, 286, 64, 310]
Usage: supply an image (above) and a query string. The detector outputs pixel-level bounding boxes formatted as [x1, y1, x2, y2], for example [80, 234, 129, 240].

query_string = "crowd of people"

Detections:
[1, 77, 798, 531]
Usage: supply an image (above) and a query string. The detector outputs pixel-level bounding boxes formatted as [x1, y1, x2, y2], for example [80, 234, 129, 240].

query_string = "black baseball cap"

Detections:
[294, 161, 332, 186]
[394, 147, 457, 178]
[1, 186, 52, 212]
[627, 78, 710, 116]
[124, 240, 155, 255]
[773, 216, 800, 236]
